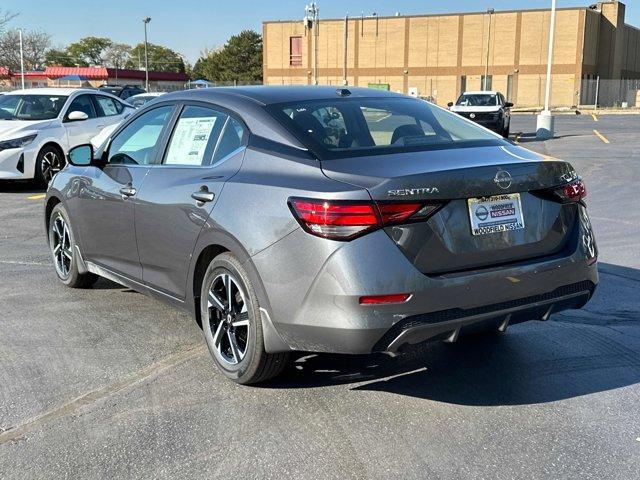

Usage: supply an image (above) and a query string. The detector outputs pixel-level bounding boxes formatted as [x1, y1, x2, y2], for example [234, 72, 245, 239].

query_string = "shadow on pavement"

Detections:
[0, 180, 45, 194]
[267, 262, 640, 406]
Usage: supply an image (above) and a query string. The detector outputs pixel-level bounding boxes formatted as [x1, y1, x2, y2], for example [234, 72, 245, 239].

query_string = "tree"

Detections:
[0, 9, 18, 34]
[193, 30, 262, 83]
[44, 48, 76, 67]
[125, 43, 185, 73]
[66, 36, 112, 66]
[0, 29, 51, 70]
[103, 42, 131, 69]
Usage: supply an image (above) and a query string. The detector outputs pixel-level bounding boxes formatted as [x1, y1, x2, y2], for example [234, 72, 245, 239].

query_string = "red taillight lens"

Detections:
[359, 293, 411, 305]
[561, 179, 587, 202]
[289, 198, 379, 239]
[289, 198, 443, 241]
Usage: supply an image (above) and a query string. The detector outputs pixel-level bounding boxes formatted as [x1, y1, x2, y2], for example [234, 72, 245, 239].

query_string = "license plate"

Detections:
[467, 193, 525, 236]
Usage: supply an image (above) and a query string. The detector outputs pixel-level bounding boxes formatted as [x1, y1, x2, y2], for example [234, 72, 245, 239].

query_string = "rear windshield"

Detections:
[267, 97, 504, 160]
[456, 94, 498, 106]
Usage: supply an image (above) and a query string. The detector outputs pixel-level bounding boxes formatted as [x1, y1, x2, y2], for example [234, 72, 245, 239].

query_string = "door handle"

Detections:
[191, 187, 215, 204]
[119, 185, 137, 198]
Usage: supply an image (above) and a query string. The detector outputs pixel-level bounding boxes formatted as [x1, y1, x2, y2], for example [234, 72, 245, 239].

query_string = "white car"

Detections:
[0, 88, 134, 184]
[127, 92, 165, 109]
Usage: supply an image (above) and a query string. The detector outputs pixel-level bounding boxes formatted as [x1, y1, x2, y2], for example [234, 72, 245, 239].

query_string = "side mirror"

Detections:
[67, 111, 89, 122]
[67, 144, 94, 166]
[447, 102, 454, 108]
[504, 102, 514, 108]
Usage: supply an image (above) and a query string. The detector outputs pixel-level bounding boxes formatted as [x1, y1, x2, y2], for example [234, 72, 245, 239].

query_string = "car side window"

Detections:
[93, 95, 121, 117]
[212, 117, 246, 164]
[107, 105, 173, 166]
[67, 94, 96, 119]
[163, 105, 227, 166]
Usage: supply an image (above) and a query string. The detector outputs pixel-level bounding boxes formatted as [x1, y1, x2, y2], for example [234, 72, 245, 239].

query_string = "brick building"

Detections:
[263, 1, 640, 107]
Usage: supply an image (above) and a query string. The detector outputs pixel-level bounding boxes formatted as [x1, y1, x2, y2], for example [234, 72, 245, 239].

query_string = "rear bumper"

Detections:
[252, 207, 598, 354]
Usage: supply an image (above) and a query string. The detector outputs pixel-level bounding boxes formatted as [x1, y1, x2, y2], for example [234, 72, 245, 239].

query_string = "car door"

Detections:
[74, 104, 176, 281]
[93, 94, 129, 126]
[64, 94, 103, 148]
[134, 103, 247, 300]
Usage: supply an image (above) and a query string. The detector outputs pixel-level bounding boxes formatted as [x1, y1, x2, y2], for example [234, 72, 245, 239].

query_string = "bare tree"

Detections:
[0, 29, 51, 70]
[103, 42, 132, 68]
[0, 9, 18, 34]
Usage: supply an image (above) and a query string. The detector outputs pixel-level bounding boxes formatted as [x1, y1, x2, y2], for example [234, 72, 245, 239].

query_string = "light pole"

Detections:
[18, 28, 25, 90]
[305, 3, 319, 85]
[484, 9, 494, 90]
[143, 17, 151, 91]
[536, 0, 557, 139]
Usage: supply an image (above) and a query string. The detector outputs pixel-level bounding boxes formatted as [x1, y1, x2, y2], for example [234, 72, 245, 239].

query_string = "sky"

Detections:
[3, 0, 639, 64]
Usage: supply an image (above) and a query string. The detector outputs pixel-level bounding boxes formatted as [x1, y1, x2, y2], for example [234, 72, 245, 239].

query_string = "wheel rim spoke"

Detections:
[206, 272, 250, 366]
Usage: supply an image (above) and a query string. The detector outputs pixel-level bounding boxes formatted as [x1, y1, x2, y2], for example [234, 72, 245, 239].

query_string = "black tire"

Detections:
[502, 122, 510, 139]
[35, 144, 65, 187]
[49, 204, 98, 288]
[200, 252, 289, 384]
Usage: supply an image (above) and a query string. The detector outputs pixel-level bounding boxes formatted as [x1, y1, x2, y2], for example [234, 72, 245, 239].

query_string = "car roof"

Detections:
[462, 91, 499, 95]
[6, 88, 95, 96]
[163, 85, 406, 106]
[130, 92, 164, 98]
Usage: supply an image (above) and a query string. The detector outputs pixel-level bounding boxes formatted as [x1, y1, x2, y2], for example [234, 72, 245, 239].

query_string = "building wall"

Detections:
[264, 2, 637, 107]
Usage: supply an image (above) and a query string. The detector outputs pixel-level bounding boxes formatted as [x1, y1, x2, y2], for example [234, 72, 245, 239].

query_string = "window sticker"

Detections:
[165, 116, 217, 165]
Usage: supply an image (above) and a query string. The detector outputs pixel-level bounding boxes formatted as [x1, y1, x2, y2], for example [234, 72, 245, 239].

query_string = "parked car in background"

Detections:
[46, 86, 597, 384]
[0, 88, 134, 184]
[127, 92, 165, 109]
[98, 84, 146, 100]
[448, 91, 512, 138]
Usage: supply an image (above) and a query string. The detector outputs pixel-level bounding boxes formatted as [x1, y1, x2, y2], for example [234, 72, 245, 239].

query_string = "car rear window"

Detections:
[267, 97, 504, 160]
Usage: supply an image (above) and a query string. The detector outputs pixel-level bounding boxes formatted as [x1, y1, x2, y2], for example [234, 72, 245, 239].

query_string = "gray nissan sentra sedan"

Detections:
[44, 86, 598, 384]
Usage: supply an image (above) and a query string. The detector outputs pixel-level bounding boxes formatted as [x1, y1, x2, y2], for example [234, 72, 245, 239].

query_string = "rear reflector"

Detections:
[359, 293, 411, 305]
[289, 197, 444, 241]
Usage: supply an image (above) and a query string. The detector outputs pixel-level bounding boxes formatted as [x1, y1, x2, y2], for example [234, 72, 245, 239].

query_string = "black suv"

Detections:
[448, 91, 513, 138]
[98, 84, 146, 101]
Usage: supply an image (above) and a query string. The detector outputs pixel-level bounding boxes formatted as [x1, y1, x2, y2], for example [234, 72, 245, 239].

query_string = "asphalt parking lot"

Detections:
[1, 114, 639, 479]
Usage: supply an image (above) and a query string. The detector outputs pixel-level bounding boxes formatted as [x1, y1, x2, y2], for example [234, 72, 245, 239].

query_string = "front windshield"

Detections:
[269, 97, 503, 160]
[456, 94, 498, 107]
[0, 94, 68, 120]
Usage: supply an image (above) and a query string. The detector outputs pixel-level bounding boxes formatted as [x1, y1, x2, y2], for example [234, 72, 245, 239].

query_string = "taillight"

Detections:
[289, 197, 443, 241]
[561, 179, 587, 202]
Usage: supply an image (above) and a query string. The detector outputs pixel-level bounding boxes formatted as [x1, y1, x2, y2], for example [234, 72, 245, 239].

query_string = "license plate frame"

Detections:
[467, 193, 525, 236]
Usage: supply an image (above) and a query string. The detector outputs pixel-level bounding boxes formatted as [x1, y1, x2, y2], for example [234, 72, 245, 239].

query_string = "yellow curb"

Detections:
[593, 130, 610, 144]
[591, 114, 598, 121]
[27, 194, 46, 200]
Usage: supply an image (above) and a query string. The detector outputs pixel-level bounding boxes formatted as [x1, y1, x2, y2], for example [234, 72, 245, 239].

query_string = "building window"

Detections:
[481, 75, 492, 90]
[460, 75, 467, 95]
[506, 75, 513, 101]
[289, 36, 302, 66]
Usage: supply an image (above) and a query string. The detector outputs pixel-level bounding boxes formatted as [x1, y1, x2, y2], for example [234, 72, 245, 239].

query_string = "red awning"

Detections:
[44, 66, 108, 79]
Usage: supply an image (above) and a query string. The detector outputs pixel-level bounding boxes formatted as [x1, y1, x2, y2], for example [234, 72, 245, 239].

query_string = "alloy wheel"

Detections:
[52, 214, 72, 278]
[41, 151, 63, 183]
[206, 273, 250, 366]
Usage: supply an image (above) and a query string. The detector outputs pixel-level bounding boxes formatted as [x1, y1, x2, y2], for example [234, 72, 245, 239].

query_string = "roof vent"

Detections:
[336, 88, 351, 97]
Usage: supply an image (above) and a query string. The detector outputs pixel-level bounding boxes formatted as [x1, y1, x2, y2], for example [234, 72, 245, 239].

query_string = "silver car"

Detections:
[45, 86, 598, 384]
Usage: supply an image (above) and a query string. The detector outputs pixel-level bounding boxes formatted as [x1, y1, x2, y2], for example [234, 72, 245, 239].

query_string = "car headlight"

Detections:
[0, 134, 37, 152]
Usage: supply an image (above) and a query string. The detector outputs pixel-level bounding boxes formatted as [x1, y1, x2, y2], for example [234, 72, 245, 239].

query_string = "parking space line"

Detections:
[0, 344, 205, 445]
[593, 130, 610, 144]
[591, 114, 598, 121]
[27, 194, 46, 200]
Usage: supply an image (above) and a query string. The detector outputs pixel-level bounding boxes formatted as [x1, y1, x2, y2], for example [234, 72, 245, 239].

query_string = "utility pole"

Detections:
[18, 28, 25, 90]
[484, 9, 494, 90]
[143, 17, 151, 91]
[536, 0, 557, 139]
[343, 13, 349, 86]
[305, 3, 319, 85]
